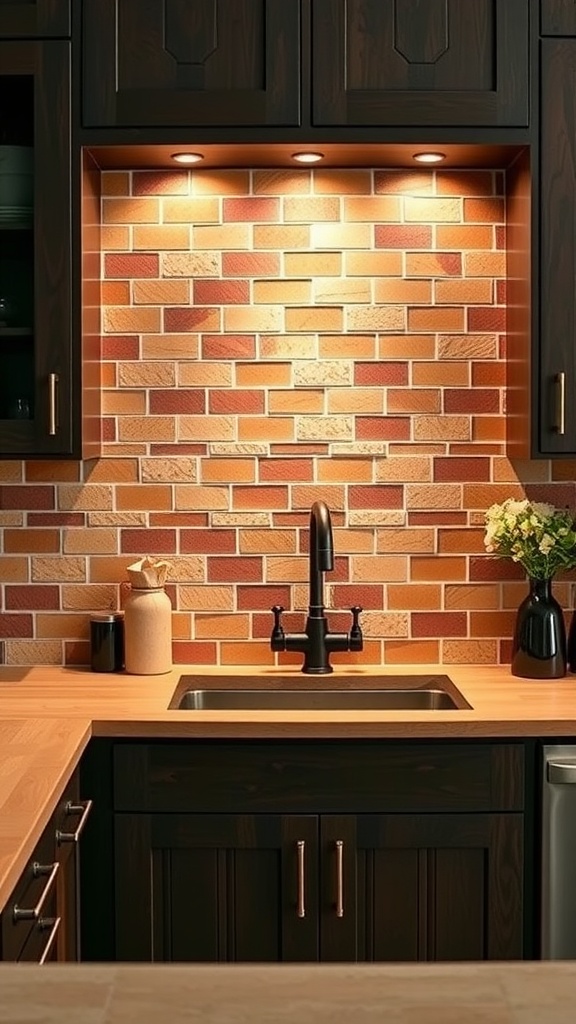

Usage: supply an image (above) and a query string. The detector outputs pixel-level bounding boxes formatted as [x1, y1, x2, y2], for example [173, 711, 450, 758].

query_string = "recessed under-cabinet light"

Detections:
[291, 152, 325, 164]
[170, 152, 205, 164]
[412, 152, 446, 164]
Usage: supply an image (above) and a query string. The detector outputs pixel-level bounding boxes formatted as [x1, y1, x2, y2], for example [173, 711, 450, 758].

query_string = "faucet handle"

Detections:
[349, 605, 363, 649]
[271, 605, 285, 644]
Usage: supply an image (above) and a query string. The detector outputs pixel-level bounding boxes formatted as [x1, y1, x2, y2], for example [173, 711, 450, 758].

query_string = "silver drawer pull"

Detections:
[548, 760, 576, 784]
[335, 840, 344, 918]
[554, 372, 566, 435]
[13, 861, 59, 922]
[296, 840, 305, 919]
[38, 916, 61, 965]
[48, 372, 59, 436]
[56, 799, 93, 844]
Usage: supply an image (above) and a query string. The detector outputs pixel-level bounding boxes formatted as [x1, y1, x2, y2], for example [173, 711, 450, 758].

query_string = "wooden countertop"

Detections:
[1, 662, 576, 911]
[1, 961, 576, 1021]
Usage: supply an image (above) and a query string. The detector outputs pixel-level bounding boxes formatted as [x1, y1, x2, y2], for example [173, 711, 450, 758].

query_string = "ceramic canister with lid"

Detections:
[123, 586, 173, 675]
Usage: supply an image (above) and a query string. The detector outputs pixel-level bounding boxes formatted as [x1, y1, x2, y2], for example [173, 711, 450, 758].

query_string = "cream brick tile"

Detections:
[5, 640, 62, 665]
[133, 280, 189, 305]
[352, 555, 407, 582]
[62, 584, 119, 610]
[404, 196, 461, 221]
[253, 280, 311, 305]
[88, 512, 147, 526]
[224, 306, 283, 332]
[327, 390, 383, 414]
[118, 362, 176, 388]
[254, 224, 310, 249]
[142, 335, 199, 360]
[32, 556, 86, 582]
[141, 458, 197, 483]
[331, 443, 387, 456]
[294, 361, 351, 386]
[163, 197, 219, 222]
[346, 251, 403, 276]
[162, 251, 220, 277]
[311, 223, 371, 248]
[161, 556, 205, 582]
[175, 485, 229, 510]
[63, 529, 118, 554]
[194, 224, 251, 249]
[133, 225, 190, 250]
[406, 484, 463, 509]
[118, 417, 176, 442]
[268, 390, 324, 414]
[179, 585, 234, 611]
[361, 611, 409, 637]
[58, 485, 113, 511]
[179, 363, 232, 387]
[103, 308, 161, 334]
[348, 510, 406, 526]
[377, 527, 435, 553]
[413, 417, 471, 441]
[442, 639, 498, 663]
[313, 278, 371, 304]
[285, 307, 343, 332]
[211, 512, 269, 525]
[437, 335, 498, 359]
[284, 252, 341, 277]
[346, 306, 405, 331]
[296, 416, 353, 441]
[375, 457, 432, 482]
[260, 335, 317, 359]
[0, 512, 24, 526]
[178, 416, 235, 442]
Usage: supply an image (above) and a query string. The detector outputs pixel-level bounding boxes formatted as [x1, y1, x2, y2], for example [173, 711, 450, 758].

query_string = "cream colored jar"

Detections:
[123, 586, 172, 675]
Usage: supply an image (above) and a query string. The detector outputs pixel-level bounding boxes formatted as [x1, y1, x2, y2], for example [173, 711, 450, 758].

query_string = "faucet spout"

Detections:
[309, 500, 333, 612]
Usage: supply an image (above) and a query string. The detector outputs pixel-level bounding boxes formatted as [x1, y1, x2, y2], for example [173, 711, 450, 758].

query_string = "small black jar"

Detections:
[90, 613, 125, 673]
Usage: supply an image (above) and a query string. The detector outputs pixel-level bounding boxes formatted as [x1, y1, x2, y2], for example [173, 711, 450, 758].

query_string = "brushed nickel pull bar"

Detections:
[56, 799, 93, 844]
[296, 840, 305, 918]
[13, 862, 59, 922]
[335, 840, 344, 918]
[38, 916, 61, 965]
[48, 372, 59, 436]
[554, 372, 566, 435]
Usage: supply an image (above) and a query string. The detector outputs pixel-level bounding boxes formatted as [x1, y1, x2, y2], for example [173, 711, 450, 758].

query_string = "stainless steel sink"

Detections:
[169, 674, 472, 711]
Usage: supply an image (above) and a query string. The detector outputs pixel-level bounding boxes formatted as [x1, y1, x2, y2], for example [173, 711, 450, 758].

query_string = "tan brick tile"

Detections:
[88, 556, 136, 583]
[192, 171, 250, 195]
[102, 171, 130, 196]
[464, 252, 507, 276]
[201, 459, 255, 483]
[57, 484, 113, 511]
[133, 225, 190, 250]
[141, 458, 197, 483]
[352, 555, 407, 582]
[260, 335, 316, 359]
[195, 613, 250, 640]
[103, 307, 161, 333]
[102, 281, 130, 306]
[442, 639, 498, 663]
[31, 556, 85, 582]
[435, 279, 493, 304]
[377, 526, 435, 554]
[285, 307, 343, 332]
[63, 529, 118, 554]
[162, 197, 219, 223]
[327, 389, 383, 415]
[0, 513, 24, 526]
[266, 555, 308, 583]
[284, 251, 341, 277]
[436, 170, 497, 197]
[297, 416, 353, 442]
[436, 225, 494, 249]
[438, 334, 498, 359]
[332, 527, 374, 553]
[174, 485, 229, 511]
[414, 416, 471, 442]
[5, 640, 62, 665]
[61, 583, 118, 611]
[404, 196, 461, 221]
[347, 306, 405, 331]
[101, 443, 148, 457]
[291, 484, 344, 510]
[314, 170, 372, 194]
[179, 363, 232, 387]
[359, 611, 409, 638]
[103, 197, 159, 224]
[268, 390, 323, 414]
[0, 462, 23, 482]
[118, 362, 176, 388]
[387, 583, 441, 610]
[493, 457, 548, 483]
[343, 196, 400, 222]
[115, 484, 173, 510]
[239, 530, 296, 554]
[102, 391, 147, 416]
[253, 170, 311, 194]
[408, 307, 465, 332]
[239, 417, 294, 442]
[405, 252, 461, 277]
[375, 279, 432, 303]
[375, 456, 432, 482]
[253, 280, 311, 304]
[346, 252, 403, 276]
[162, 251, 220, 277]
[132, 279, 189, 305]
[194, 224, 251, 249]
[312, 223, 371, 248]
[445, 584, 500, 610]
[254, 224, 310, 249]
[406, 484, 462, 510]
[235, 362, 291, 387]
[179, 585, 234, 611]
[178, 416, 235, 442]
[118, 417, 176, 442]
[383, 639, 440, 663]
[317, 458, 373, 482]
[320, 335, 376, 359]
[142, 334, 199, 360]
[224, 306, 283, 332]
[375, 170, 433, 194]
[314, 278, 371, 304]
[102, 225, 130, 250]
[412, 362, 470, 386]
[387, 389, 441, 414]
[284, 196, 340, 221]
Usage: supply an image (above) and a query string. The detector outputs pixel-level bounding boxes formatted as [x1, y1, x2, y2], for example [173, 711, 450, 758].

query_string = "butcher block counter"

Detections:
[0, 961, 576, 1022]
[0, 662, 576, 910]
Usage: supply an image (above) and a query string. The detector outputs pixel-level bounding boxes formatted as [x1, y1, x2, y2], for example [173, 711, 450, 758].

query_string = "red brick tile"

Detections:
[222, 252, 280, 277]
[354, 362, 408, 386]
[444, 389, 500, 413]
[194, 280, 250, 305]
[526, 483, 576, 507]
[104, 254, 159, 278]
[149, 390, 206, 414]
[208, 390, 264, 415]
[207, 556, 262, 582]
[496, 280, 507, 304]
[5, 585, 59, 610]
[164, 307, 219, 332]
[223, 197, 280, 221]
[202, 335, 256, 359]
[64, 641, 90, 666]
[27, 513, 85, 526]
[356, 417, 410, 441]
[180, 529, 236, 554]
[132, 171, 188, 195]
[120, 529, 177, 554]
[237, 585, 291, 611]
[150, 445, 207, 458]
[412, 612, 467, 637]
[467, 307, 506, 332]
[375, 225, 432, 248]
[496, 225, 506, 249]
[0, 486, 55, 510]
[433, 457, 491, 482]
[149, 512, 209, 526]
[470, 557, 525, 581]
[332, 585, 384, 608]
[348, 485, 404, 509]
[0, 613, 34, 637]
[173, 641, 217, 664]
[259, 459, 314, 482]
[101, 336, 140, 360]
[408, 512, 468, 525]
[374, 171, 433, 194]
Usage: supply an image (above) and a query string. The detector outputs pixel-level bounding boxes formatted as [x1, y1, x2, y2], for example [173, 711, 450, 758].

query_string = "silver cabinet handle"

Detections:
[296, 840, 305, 919]
[554, 372, 566, 435]
[547, 760, 576, 784]
[13, 862, 59, 922]
[38, 916, 61, 965]
[335, 840, 344, 918]
[56, 799, 93, 844]
[48, 372, 59, 436]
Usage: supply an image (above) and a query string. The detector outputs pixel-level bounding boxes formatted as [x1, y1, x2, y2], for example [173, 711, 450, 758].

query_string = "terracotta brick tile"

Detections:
[194, 224, 251, 249]
[101, 335, 139, 360]
[376, 457, 432, 483]
[27, 512, 85, 526]
[375, 225, 432, 248]
[192, 171, 250, 195]
[284, 252, 341, 276]
[102, 391, 147, 416]
[4, 529, 60, 553]
[225, 306, 283, 332]
[320, 335, 376, 359]
[435, 279, 493, 304]
[464, 197, 505, 222]
[101, 364, 117, 388]
[438, 528, 485, 555]
[103, 198, 159, 223]
[438, 334, 498, 359]
[464, 252, 507, 276]
[0, 613, 34, 638]
[356, 416, 410, 441]
[496, 280, 507, 304]
[132, 280, 189, 305]
[450, 442, 504, 457]
[0, 485, 55, 510]
[470, 610, 517, 637]
[172, 640, 217, 665]
[472, 417, 506, 442]
[411, 556, 466, 581]
[355, 361, 408, 386]
[202, 335, 256, 360]
[469, 556, 524, 582]
[104, 307, 161, 333]
[253, 224, 310, 249]
[285, 307, 343, 332]
[222, 197, 279, 222]
[222, 252, 280, 278]
[412, 362, 470, 386]
[284, 196, 340, 221]
[143, 334, 199, 360]
[375, 279, 432, 303]
[194, 280, 250, 305]
[102, 171, 131, 196]
[133, 225, 190, 250]
[220, 640, 274, 666]
[119, 528, 176, 554]
[412, 611, 467, 637]
[436, 171, 496, 196]
[329, 584, 381, 609]
[405, 196, 461, 222]
[207, 556, 262, 583]
[118, 417, 176, 442]
[327, 390, 383, 415]
[0, 557, 29, 582]
[434, 457, 490, 482]
[236, 584, 290, 610]
[314, 278, 371, 304]
[102, 281, 130, 305]
[408, 307, 465, 332]
[114, 484, 172, 511]
[181, 528, 237, 556]
[6, 584, 59, 610]
[346, 251, 403, 276]
[149, 390, 206, 414]
[131, 170, 187, 195]
[312, 223, 371, 248]
[104, 253, 159, 279]
[387, 584, 441, 610]
[444, 583, 500, 610]
[268, 390, 323, 414]
[233, 485, 289, 510]
[235, 362, 291, 387]
[444, 388, 500, 414]
[345, 196, 401, 222]
[405, 252, 462, 276]
[387, 389, 440, 414]
[466, 480, 528, 507]
[443, 639, 498, 663]
[258, 459, 312, 483]
[436, 225, 494, 249]
[178, 417, 234, 442]
[314, 170, 372, 194]
[347, 484, 403, 509]
[468, 307, 506, 332]
[164, 307, 220, 332]
[253, 170, 311, 194]
[163, 197, 219, 222]
[408, 512, 467, 526]
[209, 390, 264, 415]
[102, 225, 130, 250]
[375, 170, 433, 194]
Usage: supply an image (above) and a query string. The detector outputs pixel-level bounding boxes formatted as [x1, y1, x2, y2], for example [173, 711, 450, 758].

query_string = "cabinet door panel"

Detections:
[115, 813, 319, 962]
[312, 0, 529, 127]
[541, 0, 576, 34]
[0, 0, 70, 37]
[82, 0, 300, 128]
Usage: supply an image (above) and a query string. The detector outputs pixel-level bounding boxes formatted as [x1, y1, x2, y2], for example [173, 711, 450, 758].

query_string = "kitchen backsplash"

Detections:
[1, 166, 575, 668]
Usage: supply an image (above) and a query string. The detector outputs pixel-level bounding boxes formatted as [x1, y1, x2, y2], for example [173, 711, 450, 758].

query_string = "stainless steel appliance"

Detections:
[542, 744, 576, 958]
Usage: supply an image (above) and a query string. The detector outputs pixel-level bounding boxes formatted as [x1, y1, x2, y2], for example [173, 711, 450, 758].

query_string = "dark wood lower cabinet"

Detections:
[114, 809, 524, 963]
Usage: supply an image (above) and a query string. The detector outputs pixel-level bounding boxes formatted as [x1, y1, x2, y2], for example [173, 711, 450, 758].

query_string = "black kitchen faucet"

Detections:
[270, 500, 363, 674]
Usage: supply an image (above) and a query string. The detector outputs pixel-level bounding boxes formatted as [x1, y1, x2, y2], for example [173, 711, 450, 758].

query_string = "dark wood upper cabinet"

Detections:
[81, 0, 301, 129]
[312, 0, 530, 128]
[0, 0, 70, 37]
[541, 0, 576, 34]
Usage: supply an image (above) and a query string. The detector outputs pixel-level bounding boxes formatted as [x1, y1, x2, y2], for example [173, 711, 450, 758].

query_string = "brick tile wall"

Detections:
[1, 167, 575, 667]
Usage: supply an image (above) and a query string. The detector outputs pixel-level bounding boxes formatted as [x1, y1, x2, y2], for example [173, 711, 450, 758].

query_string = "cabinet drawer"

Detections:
[0, 825, 58, 961]
[541, 0, 576, 34]
[114, 741, 524, 814]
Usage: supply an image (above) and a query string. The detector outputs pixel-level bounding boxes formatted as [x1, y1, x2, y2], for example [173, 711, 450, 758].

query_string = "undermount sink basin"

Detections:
[168, 674, 472, 711]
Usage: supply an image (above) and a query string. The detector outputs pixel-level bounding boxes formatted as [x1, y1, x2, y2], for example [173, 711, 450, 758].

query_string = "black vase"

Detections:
[511, 578, 567, 679]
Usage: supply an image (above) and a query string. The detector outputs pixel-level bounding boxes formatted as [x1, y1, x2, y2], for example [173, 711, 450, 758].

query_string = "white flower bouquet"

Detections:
[484, 498, 576, 580]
